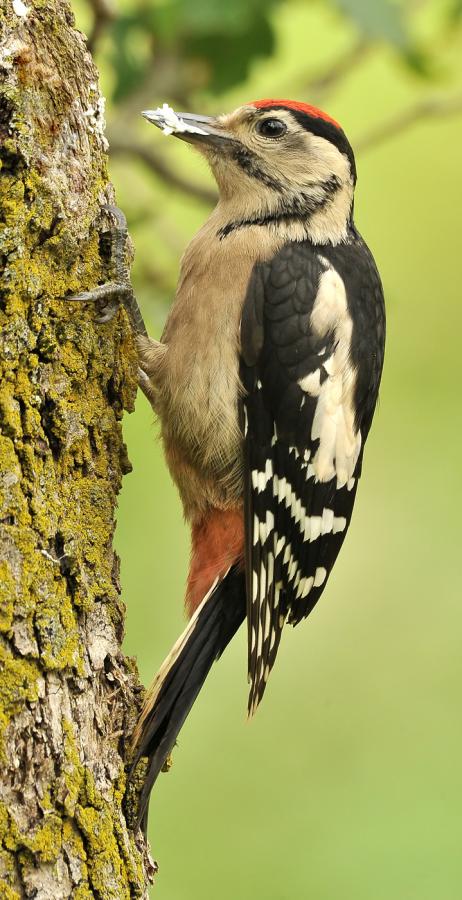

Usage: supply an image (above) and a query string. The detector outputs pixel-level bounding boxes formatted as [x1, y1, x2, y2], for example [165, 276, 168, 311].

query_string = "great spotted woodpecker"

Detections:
[76, 99, 385, 833]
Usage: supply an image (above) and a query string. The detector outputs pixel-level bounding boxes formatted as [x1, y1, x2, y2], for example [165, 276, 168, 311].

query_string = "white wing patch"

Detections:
[298, 262, 361, 488]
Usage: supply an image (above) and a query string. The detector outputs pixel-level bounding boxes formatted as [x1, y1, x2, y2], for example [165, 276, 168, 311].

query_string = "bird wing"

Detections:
[240, 238, 383, 715]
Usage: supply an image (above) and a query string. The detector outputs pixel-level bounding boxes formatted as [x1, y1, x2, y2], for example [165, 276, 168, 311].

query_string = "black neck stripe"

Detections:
[217, 175, 344, 239]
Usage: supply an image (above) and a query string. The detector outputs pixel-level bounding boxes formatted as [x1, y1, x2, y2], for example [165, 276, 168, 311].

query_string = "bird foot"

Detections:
[67, 205, 157, 401]
[67, 204, 148, 336]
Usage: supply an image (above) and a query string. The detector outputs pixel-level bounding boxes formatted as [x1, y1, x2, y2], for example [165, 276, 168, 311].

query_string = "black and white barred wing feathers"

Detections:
[240, 240, 375, 716]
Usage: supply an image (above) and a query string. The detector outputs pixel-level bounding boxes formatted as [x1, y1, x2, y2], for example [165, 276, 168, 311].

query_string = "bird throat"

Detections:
[217, 174, 352, 244]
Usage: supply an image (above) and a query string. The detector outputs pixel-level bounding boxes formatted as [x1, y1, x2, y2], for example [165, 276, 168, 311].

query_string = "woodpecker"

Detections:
[79, 99, 385, 833]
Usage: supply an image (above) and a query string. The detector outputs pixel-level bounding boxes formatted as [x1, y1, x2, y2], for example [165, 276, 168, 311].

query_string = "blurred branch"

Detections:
[305, 37, 371, 99]
[109, 133, 217, 205]
[87, 0, 116, 54]
[356, 92, 462, 153]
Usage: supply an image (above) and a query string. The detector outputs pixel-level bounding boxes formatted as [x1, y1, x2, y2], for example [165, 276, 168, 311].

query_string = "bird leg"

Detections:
[67, 204, 158, 402]
[68, 205, 147, 332]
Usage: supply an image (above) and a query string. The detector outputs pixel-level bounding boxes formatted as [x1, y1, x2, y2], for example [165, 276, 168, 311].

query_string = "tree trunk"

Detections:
[0, 1, 149, 896]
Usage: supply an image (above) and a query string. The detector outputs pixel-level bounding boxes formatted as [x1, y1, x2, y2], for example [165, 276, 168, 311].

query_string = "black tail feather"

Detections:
[132, 566, 246, 833]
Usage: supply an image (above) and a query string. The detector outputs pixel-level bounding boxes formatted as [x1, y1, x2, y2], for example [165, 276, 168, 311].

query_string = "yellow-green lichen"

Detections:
[0, 880, 21, 900]
[0, 562, 16, 633]
[26, 814, 63, 863]
[72, 887, 95, 900]
[62, 735, 145, 895]
[62, 817, 89, 887]
[0, 801, 21, 854]
[0, 647, 40, 729]
[61, 719, 85, 817]
[34, 593, 82, 672]
[0, 2, 145, 893]
[75, 804, 131, 900]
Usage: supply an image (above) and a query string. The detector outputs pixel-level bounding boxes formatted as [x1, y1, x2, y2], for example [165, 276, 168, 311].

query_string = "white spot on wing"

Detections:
[333, 516, 347, 533]
[321, 507, 334, 535]
[266, 551, 274, 591]
[277, 476, 288, 505]
[253, 515, 259, 546]
[252, 458, 273, 493]
[276, 535, 285, 556]
[309, 516, 322, 542]
[257, 509, 275, 544]
[314, 567, 327, 587]
[296, 576, 314, 599]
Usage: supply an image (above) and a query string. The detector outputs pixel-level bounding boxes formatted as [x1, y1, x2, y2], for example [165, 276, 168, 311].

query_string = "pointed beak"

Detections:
[141, 106, 233, 150]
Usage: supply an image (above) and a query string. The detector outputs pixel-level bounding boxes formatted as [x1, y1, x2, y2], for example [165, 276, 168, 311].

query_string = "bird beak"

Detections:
[142, 106, 233, 150]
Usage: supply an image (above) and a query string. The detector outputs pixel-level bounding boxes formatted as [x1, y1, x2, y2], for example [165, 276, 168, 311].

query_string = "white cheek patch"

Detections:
[142, 103, 208, 136]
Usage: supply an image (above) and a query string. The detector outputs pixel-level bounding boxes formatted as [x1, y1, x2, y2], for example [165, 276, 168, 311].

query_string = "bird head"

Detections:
[143, 100, 356, 244]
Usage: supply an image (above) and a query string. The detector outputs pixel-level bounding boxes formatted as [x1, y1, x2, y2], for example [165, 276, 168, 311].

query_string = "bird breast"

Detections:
[153, 228, 259, 515]
[141, 216, 291, 518]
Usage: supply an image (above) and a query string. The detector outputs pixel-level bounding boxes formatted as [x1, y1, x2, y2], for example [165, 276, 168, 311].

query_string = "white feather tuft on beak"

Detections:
[142, 103, 208, 136]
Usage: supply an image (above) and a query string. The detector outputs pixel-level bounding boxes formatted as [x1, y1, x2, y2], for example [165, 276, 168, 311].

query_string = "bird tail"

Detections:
[131, 565, 246, 834]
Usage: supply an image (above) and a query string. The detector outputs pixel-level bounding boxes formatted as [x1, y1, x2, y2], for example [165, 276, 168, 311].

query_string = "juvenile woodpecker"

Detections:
[87, 100, 386, 831]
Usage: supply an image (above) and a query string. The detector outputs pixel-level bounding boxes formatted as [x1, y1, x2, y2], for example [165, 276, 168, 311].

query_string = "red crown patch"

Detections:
[250, 99, 341, 130]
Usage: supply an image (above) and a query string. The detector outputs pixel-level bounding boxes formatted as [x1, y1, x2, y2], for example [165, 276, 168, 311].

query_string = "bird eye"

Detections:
[256, 118, 287, 138]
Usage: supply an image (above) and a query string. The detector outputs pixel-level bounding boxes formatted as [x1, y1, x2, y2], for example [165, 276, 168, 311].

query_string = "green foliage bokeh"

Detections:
[74, 1, 462, 897]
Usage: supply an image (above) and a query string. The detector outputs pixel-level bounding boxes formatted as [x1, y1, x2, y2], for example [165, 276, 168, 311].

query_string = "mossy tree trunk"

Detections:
[0, 1, 149, 896]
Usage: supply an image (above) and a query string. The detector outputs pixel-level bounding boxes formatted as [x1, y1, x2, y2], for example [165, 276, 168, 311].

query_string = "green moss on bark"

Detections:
[0, 1, 148, 896]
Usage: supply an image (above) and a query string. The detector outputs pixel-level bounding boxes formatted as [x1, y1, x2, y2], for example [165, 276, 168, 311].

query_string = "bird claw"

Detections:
[65, 205, 147, 335]
[67, 281, 130, 324]
[137, 367, 158, 405]
[95, 298, 122, 324]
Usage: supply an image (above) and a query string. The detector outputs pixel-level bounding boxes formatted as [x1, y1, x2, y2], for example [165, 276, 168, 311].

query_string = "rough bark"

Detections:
[0, 1, 149, 896]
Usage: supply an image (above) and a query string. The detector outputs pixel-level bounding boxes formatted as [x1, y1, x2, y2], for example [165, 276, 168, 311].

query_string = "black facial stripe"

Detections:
[217, 175, 342, 240]
[218, 212, 306, 240]
[259, 105, 357, 184]
[232, 147, 285, 192]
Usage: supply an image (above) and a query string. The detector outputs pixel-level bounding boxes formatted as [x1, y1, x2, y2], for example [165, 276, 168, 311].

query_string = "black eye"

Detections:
[256, 117, 287, 138]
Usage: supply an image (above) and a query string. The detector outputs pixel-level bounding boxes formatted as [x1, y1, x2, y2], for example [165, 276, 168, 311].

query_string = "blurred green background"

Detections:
[75, 1, 462, 897]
